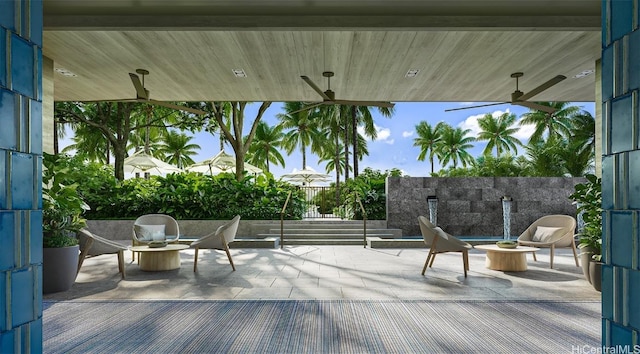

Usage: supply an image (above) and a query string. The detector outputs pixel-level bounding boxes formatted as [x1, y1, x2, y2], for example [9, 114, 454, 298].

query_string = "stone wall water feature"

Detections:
[386, 177, 584, 237]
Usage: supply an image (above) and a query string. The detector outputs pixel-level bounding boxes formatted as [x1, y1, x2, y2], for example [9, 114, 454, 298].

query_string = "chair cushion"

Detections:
[532, 226, 563, 243]
[134, 224, 166, 241]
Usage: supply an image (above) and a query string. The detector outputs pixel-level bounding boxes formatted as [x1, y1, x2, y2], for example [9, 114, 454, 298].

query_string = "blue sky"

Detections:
[60, 101, 596, 179]
[190, 101, 596, 179]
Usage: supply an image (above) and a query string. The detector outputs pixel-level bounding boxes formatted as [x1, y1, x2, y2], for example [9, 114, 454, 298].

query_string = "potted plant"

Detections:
[42, 153, 89, 293]
[569, 174, 602, 292]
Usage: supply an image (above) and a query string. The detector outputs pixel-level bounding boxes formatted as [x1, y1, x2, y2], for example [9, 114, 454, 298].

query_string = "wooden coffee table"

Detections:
[130, 244, 189, 271]
[474, 244, 540, 271]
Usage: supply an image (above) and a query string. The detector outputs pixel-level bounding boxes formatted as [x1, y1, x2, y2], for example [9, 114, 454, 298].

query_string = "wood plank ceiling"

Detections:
[43, 0, 602, 104]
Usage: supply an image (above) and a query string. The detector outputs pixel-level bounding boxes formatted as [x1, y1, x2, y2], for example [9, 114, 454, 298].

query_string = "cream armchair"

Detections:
[418, 216, 473, 277]
[132, 214, 180, 261]
[77, 229, 128, 279]
[517, 214, 578, 268]
[191, 215, 241, 272]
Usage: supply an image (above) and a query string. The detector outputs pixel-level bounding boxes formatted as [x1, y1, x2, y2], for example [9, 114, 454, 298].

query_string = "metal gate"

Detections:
[299, 186, 340, 219]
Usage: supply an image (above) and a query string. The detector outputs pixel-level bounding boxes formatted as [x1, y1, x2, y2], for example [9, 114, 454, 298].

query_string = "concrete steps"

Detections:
[257, 222, 402, 246]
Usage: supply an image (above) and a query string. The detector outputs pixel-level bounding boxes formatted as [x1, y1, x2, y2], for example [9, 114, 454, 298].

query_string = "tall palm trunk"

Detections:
[352, 106, 359, 178]
[53, 120, 59, 154]
[343, 110, 350, 181]
[334, 134, 341, 206]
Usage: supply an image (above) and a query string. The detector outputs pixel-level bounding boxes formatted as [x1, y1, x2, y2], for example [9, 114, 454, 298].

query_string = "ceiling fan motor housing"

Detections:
[324, 89, 335, 100]
[511, 90, 524, 101]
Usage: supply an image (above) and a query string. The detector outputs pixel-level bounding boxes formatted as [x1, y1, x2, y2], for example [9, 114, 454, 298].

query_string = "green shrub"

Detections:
[334, 168, 400, 220]
[49, 155, 306, 220]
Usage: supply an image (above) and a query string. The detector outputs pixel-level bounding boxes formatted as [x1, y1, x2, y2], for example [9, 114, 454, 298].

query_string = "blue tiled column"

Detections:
[601, 0, 640, 348]
[0, 0, 44, 353]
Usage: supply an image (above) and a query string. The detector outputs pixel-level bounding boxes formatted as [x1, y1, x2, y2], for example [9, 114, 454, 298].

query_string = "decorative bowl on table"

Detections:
[496, 240, 518, 249]
[148, 241, 168, 248]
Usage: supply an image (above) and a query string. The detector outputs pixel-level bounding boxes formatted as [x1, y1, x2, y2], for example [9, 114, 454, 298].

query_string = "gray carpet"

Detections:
[43, 300, 600, 354]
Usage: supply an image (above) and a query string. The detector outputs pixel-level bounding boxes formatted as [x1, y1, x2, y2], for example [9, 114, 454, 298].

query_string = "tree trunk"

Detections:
[235, 149, 245, 181]
[302, 145, 306, 169]
[335, 136, 341, 206]
[113, 145, 127, 181]
[343, 110, 350, 181]
[53, 120, 59, 154]
[352, 106, 358, 178]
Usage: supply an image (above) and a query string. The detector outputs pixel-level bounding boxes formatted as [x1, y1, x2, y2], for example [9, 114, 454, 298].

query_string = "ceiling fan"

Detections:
[86, 69, 206, 115]
[445, 72, 566, 114]
[290, 71, 395, 114]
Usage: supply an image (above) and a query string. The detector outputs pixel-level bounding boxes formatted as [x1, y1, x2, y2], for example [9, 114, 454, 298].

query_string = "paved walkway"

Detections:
[44, 246, 601, 301]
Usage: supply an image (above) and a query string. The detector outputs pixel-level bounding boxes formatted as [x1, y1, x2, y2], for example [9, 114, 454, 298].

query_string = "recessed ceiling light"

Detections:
[573, 69, 595, 79]
[232, 69, 247, 78]
[405, 69, 420, 78]
[54, 67, 77, 77]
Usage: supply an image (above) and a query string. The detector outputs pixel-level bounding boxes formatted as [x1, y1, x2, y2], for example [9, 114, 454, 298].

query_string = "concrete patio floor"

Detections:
[44, 246, 601, 302]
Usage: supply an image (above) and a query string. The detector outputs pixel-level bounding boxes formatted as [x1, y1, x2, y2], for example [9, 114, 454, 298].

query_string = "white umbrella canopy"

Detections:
[281, 167, 330, 185]
[187, 151, 262, 175]
[123, 151, 183, 175]
[184, 163, 224, 175]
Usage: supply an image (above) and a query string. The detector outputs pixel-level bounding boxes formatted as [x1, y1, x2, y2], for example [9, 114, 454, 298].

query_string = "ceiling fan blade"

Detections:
[129, 73, 148, 99]
[80, 98, 138, 103]
[333, 100, 395, 108]
[513, 101, 557, 113]
[288, 102, 327, 115]
[147, 99, 206, 115]
[444, 102, 509, 112]
[518, 75, 566, 101]
[301, 75, 331, 101]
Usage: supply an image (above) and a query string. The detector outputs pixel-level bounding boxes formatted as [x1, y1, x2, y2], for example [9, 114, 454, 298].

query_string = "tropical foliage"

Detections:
[42, 153, 89, 247]
[49, 154, 306, 220]
[569, 174, 602, 260]
[476, 112, 522, 156]
[246, 121, 286, 173]
[158, 130, 200, 169]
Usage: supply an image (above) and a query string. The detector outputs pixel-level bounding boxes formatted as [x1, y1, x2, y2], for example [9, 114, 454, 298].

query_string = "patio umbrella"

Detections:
[184, 163, 224, 175]
[123, 151, 183, 175]
[281, 167, 330, 185]
[187, 151, 262, 175]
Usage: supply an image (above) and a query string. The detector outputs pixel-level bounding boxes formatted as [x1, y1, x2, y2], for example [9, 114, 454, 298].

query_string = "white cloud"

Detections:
[402, 130, 414, 138]
[456, 108, 535, 144]
[457, 108, 512, 137]
[358, 124, 394, 144]
[514, 119, 535, 141]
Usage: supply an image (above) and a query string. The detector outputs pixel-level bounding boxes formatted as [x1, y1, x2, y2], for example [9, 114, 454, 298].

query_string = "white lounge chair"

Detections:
[517, 214, 578, 268]
[191, 215, 241, 272]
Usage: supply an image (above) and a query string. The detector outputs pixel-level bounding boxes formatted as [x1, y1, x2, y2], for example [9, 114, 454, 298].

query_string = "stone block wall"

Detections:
[386, 177, 584, 237]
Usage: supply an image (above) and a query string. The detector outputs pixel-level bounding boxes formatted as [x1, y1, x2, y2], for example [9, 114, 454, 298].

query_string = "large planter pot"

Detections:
[43, 245, 80, 294]
[579, 250, 593, 284]
[588, 261, 602, 292]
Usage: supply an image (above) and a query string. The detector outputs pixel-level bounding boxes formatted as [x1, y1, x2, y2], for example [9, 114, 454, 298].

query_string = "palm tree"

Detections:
[316, 105, 345, 190]
[519, 102, 579, 144]
[413, 121, 443, 174]
[569, 110, 596, 152]
[246, 121, 285, 173]
[437, 124, 476, 169]
[560, 139, 594, 176]
[348, 105, 394, 177]
[476, 112, 523, 156]
[127, 124, 164, 158]
[62, 123, 111, 163]
[277, 102, 323, 169]
[523, 140, 566, 176]
[158, 130, 201, 169]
